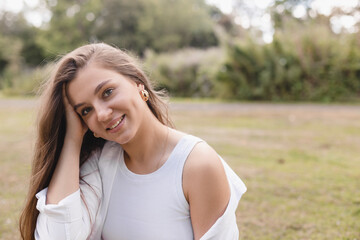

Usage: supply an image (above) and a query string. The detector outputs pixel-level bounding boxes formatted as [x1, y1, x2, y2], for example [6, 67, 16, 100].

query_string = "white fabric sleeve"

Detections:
[34, 152, 102, 240]
[200, 157, 247, 240]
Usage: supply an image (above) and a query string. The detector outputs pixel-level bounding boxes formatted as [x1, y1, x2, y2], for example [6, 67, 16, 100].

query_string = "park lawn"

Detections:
[0, 99, 359, 239]
[0, 104, 35, 240]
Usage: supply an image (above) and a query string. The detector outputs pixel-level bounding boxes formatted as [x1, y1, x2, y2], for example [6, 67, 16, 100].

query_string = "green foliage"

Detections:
[37, 0, 103, 57]
[1, 0, 360, 102]
[0, 36, 23, 90]
[0, 36, 12, 75]
[0, 12, 23, 77]
[144, 47, 225, 97]
[37, 0, 218, 56]
[1, 64, 52, 96]
[217, 18, 360, 101]
[0, 0, 220, 94]
[0, 10, 46, 93]
[137, 0, 217, 52]
[0, 11, 46, 68]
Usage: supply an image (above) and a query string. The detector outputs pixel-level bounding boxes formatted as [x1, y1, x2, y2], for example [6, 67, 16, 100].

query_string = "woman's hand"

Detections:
[62, 84, 88, 144]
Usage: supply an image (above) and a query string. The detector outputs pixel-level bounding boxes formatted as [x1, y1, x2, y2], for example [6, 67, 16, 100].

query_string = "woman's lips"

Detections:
[107, 114, 125, 133]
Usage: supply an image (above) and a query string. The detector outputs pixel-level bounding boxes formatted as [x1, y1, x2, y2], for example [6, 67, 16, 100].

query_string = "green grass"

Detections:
[0, 103, 35, 240]
[1, 99, 360, 239]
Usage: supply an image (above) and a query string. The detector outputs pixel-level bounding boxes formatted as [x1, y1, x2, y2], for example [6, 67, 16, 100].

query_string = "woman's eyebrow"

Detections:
[94, 79, 112, 95]
[74, 103, 84, 111]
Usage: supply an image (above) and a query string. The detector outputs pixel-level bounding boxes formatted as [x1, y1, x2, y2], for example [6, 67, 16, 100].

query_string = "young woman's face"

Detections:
[67, 63, 147, 144]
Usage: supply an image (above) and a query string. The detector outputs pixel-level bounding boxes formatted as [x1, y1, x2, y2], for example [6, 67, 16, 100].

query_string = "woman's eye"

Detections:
[81, 107, 92, 116]
[103, 88, 113, 98]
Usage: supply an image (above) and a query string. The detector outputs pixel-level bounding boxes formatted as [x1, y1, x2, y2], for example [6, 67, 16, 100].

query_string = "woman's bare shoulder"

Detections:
[182, 140, 230, 238]
[183, 141, 228, 194]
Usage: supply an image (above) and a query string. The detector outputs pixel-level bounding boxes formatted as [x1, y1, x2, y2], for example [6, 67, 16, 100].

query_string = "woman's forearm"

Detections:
[46, 136, 82, 204]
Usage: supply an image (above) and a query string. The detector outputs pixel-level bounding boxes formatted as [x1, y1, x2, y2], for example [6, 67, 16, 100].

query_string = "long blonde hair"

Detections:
[19, 43, 173, 240]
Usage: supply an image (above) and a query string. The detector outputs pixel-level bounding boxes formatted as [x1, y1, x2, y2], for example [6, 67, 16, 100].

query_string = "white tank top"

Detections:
[102, 135, 202, 240]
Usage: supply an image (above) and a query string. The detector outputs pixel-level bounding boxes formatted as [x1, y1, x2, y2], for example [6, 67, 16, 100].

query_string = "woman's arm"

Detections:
[46, 86, 88, 204]
[45, 137, 82, 204]
[183, 142, 231, 240]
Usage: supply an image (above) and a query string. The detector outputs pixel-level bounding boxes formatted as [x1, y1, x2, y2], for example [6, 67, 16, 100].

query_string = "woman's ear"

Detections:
[137, 83, 145, 91]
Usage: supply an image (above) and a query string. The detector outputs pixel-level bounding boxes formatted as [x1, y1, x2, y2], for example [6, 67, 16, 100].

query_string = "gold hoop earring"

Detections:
[140, 89, 149, 102]
[93, 132, 99, 138]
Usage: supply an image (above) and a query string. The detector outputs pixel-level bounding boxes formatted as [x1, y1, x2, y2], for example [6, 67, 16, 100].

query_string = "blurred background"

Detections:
[0, 0, 359, 101]
[0, 0, 359, 239]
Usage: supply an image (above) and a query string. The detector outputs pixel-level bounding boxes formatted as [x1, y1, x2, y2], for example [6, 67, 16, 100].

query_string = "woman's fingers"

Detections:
[62, 84, 73, 110]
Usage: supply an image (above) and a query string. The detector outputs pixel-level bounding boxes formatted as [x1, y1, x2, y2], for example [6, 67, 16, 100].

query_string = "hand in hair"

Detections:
[45, 85, 88, 204]
[63, 84, 88, 145]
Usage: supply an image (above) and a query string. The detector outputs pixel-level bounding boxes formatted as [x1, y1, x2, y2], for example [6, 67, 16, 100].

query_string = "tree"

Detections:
[92, 0, 218, 54]
[36, 0, 102, 57]
[37, 0, 218, 56]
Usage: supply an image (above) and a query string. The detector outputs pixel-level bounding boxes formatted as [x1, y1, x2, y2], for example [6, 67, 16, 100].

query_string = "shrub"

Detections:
[144, 47, 226, 97]
[217, 19, 360, 101]
[1, 64, 53, 96]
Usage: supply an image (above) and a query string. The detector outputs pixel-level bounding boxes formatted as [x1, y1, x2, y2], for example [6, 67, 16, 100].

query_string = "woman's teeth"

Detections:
[109, 115, 124, 130]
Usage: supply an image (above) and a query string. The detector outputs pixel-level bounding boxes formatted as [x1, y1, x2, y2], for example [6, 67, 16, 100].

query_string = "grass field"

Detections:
[0, 99, 359, 239]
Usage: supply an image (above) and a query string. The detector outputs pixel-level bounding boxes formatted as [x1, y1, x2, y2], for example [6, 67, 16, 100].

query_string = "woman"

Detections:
[19, 43, 246, 240]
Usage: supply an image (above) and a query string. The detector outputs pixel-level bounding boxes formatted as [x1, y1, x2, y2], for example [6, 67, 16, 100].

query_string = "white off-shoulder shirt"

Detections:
[35, 135, 247, 240]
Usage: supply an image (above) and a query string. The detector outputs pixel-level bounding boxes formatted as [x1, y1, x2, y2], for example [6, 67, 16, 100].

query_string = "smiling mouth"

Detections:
[107, 115, 125, 130]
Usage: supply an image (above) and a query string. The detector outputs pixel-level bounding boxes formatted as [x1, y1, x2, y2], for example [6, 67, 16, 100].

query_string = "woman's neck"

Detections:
[121, 113, 170, 174]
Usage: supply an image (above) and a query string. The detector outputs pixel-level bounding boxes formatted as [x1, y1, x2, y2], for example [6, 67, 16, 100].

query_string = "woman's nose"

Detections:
[95, 105, 112, 122]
